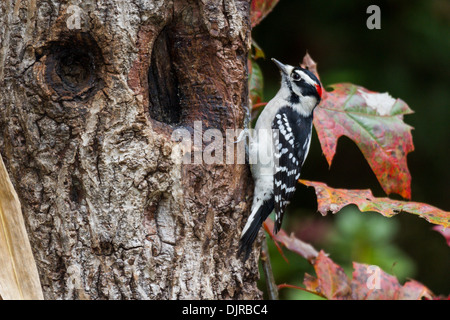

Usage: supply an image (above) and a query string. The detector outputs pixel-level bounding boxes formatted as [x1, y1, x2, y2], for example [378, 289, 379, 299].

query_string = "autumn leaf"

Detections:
[351, 263, 433, 300]
[251, 39, 265, 60]
[433, 226, 450, 247]
[264, 219, 319, 263]
[300, 53, 321, 83]
[265, 221, 437, 299]
[250, 0, 280, 27]
[248, 58, 267, 120]
[301, 251, 433, 300]
[303, 251, 352, 299]
[313, 83, 414, 199]
[299, 179, 450, 228]
[299, 53, 414, 199]
[248, 58, 264, 106]
[280, 249, 433, 300]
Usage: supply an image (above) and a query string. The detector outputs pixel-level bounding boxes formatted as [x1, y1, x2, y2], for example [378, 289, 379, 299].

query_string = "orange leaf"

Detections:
[303, 251, 352, 300]
[300, 179, 450, 228]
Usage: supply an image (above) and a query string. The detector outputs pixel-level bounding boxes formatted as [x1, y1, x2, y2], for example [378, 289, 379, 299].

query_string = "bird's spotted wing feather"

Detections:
[272, 109, 311, 233]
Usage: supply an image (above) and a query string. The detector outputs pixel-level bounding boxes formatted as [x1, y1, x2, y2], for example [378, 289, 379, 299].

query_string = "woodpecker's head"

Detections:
[272, 58, 322, 114]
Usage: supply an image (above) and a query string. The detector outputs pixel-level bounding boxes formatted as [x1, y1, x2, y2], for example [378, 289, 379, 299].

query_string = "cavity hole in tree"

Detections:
[148, 26, 182, 125]
[57, 49, 94, 89]
[44, 32, 104, 101]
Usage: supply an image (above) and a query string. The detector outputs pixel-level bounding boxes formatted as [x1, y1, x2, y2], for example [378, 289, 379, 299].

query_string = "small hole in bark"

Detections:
[70, 176, 83, 204]
[93, 241, 114, 256]
[148, 26, 182, 125]
[44, 33, 104, 101]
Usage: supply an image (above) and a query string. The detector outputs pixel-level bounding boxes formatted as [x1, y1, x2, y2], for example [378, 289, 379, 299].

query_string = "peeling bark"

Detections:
[0, 0, 261, 299]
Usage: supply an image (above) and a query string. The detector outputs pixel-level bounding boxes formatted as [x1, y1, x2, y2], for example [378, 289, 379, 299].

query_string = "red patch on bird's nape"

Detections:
[315, 83, 323, 99]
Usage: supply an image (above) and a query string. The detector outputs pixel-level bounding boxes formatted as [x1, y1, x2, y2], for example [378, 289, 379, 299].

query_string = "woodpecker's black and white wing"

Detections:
[272, 107, 312, 234]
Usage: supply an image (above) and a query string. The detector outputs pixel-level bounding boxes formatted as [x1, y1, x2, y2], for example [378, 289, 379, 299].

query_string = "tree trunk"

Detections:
[0, 0, 261, 299]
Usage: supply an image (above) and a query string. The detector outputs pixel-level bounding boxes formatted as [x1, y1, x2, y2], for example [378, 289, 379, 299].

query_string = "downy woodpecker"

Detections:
[238, 58, 323, 261]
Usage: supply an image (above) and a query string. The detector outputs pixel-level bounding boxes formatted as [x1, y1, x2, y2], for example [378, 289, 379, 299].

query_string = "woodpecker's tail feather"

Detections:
[238, 198, 275, 261]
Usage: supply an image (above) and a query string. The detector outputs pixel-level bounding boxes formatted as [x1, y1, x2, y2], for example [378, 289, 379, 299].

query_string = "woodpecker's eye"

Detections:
[291, 72, 301, 81]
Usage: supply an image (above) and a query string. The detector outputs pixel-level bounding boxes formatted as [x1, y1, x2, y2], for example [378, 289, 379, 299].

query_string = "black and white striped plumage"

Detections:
[238, 58, 322, 261]
[272, 108, 313, 234]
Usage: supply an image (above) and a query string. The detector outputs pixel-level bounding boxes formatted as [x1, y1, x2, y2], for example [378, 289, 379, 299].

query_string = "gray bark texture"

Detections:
[0, 0, 261, 299]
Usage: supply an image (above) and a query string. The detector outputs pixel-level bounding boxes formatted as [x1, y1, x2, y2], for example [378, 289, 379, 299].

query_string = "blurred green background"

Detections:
[252, 0, 450, 298]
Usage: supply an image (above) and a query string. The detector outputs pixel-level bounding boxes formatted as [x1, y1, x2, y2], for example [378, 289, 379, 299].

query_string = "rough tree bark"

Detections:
[0, 0, 261, 299]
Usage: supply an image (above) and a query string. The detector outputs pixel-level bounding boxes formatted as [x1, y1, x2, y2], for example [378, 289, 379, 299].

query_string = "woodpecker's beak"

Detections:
[272, 58, 289, 75]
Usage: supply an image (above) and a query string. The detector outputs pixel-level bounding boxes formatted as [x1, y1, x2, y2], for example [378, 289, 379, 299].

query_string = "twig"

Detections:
[251, 102, 267, 110]
[260, 238, 279, 300]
